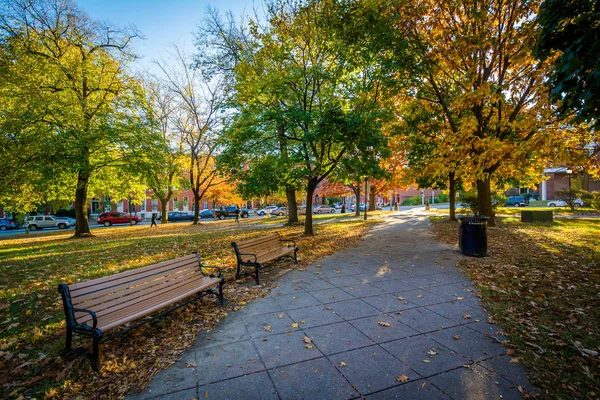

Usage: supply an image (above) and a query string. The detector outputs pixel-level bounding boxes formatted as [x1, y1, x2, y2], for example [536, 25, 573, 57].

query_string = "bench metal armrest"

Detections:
[238, 252, 258, 264]
[281, 239, 296, 247]
[201, 265, 223, 278]
[72, 307, 98, 330]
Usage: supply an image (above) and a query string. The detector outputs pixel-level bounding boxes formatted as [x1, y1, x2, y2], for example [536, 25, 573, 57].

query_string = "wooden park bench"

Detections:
[231, 232, 298, 285]
[58, 252, 225, 371]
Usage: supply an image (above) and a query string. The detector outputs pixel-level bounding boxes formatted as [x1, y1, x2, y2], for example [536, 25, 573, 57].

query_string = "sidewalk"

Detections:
[129, 212, 533, 399]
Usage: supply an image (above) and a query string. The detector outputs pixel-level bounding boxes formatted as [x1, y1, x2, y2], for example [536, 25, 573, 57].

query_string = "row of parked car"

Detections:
[504, 196, 584, 207]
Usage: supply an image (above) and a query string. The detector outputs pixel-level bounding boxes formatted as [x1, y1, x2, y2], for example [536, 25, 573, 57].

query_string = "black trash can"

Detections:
[458, 215, 489, 257]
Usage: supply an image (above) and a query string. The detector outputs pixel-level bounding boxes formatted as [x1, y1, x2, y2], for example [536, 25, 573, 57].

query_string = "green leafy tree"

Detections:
[536, 0, 600, 130]
[0, 0, 144, 236]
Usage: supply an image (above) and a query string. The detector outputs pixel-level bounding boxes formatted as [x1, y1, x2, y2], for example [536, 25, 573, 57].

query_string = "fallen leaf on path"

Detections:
[378, 321, 391, 327]
[396, 375, 409, 383]
[264, 326, 272, 332]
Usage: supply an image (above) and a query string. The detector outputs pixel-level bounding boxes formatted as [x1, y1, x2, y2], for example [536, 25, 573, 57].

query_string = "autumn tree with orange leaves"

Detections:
[376, 0, 568, 226]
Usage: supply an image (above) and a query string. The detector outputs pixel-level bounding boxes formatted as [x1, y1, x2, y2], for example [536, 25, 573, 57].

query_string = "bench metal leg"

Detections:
[294, 249, 298, 263]
[91, 334, 102, 371]
[64, 326, 73, 354]
[235, 263, 242, 280]
[218, 280, 226, 305]
[255, 266, 260, 285]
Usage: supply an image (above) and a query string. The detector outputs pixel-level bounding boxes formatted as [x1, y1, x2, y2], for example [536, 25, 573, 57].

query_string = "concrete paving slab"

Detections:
[200, 371, 278, 400]
[365, 380, 450, 400]
[270, 357, 359, 400]
[303, 321, 374, 355]
[381, 335, 468, 377]
[329, 345, 420, 396]
[253, 330, 324, 369]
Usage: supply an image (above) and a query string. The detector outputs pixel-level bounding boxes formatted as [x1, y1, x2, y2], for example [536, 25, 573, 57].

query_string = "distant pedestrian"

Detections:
[235, 207, 240, 223]
[151, 213, 157, 227]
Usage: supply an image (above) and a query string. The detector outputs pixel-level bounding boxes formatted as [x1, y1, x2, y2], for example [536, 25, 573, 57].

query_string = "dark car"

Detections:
[97, 212, 142, 226]
[0, 218, 19, 230]
[214, 206, 250, 220]
[199, 209, 215, 219]
[505, 196, 528, 207]
[157, 211, 194, 222]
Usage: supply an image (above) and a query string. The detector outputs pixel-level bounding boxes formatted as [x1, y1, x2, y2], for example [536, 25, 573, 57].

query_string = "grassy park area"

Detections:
[430, 216, 600, 398]
[0, 216, 381, 398]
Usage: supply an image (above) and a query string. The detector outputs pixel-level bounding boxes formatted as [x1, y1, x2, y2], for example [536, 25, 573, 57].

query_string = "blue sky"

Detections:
[76, 0, 255, 72]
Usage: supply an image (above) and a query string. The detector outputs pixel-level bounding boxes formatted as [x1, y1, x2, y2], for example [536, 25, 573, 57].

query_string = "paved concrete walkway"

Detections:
[130, 211, 533, 399]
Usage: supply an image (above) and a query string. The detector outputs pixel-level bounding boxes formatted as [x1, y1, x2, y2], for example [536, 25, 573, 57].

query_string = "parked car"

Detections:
[314, 205, 336, 214]
[298, 206, 307, 215]
[56, 216, 76, 228]
[271, 207, 286, 216]
[97, 212, 142, 226]
[257, 206, 278, 216]
[199, 209, 215, 219]
[25, 215, 72, 230]
[157, 211, 194, 222]
[214, 206, 250, 220]
[0, 218, 19, 230]
[504, 196, 529, 207]
[547, 198, 584, 207]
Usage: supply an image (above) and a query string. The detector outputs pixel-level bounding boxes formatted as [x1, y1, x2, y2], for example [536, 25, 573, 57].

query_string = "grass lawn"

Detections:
[0, 217, 381, 398]
[430, 216, 600, 398]
[427, 206, 600, 217]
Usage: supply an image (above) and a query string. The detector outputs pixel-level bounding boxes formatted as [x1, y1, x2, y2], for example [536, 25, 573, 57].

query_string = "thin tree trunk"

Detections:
[286, 187, 298, 224]
[449, 172, 457, 222]
[74, 170, 92, 237]
[477, 178, 495, 227]
[304, 180, 318, 236]
[369, 191, 376, 211]
[192, 191, 201, 224]
[355, 183, 361, 216]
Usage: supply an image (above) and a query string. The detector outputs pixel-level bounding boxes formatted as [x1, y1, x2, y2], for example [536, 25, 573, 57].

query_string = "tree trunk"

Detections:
[304, 180, 318, 236]
[192, 190, 201, 224]
[582, 171, 591, 191]
[449, 172, 457, 222]
[286, 187, 298, 224]
[369, 191, 376, 211]
[159, 197, 169, 224]
[477, 178, 495, 227]
[355, 182, 361, 216]
[73, 169, 92, 237]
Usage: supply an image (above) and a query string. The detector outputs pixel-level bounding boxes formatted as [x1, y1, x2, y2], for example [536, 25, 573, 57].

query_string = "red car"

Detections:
[97, 212, 142, 227]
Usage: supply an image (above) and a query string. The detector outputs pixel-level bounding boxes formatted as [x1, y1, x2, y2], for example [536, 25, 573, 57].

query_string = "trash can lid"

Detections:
[457, 214, 490, 223]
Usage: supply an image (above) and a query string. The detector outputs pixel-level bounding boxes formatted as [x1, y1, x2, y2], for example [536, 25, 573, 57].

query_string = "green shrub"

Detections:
[436, 193, 450, 203]
[582, 191, 600, 210]
[401, 195, 422, 206]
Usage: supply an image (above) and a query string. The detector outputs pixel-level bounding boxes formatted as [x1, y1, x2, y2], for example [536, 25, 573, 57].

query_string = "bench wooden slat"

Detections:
[97, 277, 221, 332]
[74, 267, 204, 314]
[75, 276, 220, 329]
[236, 233, 280, 248]
[71, 260, 199, 304]
[256, 247, 296, 264]
[69, 254, 199, 292]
